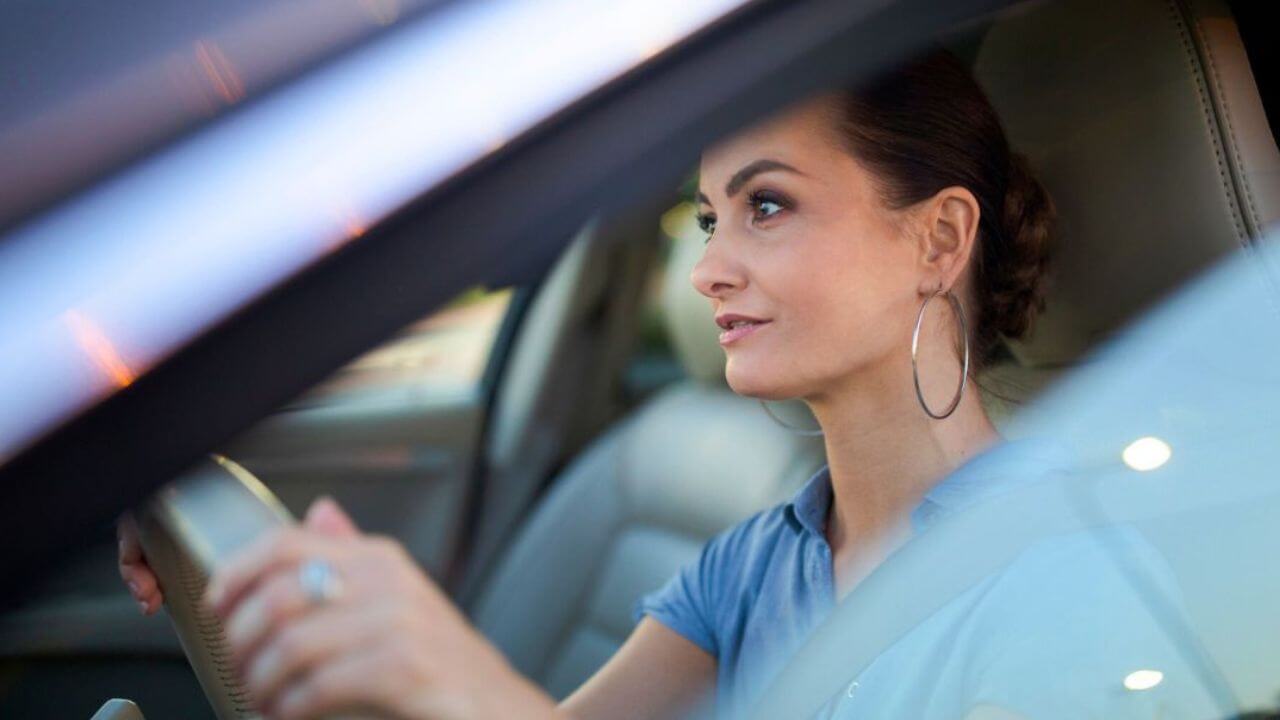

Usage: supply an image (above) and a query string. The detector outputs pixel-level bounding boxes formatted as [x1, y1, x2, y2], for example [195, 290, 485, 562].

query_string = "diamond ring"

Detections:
[298, 558, 343, 606]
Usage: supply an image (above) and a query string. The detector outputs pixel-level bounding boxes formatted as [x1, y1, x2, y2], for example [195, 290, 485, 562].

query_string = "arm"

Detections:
[560, 617, 716, 720]
[207, 498, 714, 720]
[125, 499, 716, 720]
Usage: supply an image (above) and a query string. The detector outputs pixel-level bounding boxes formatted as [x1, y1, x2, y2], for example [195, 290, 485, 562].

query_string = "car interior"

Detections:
[1, 0, 1277, 716]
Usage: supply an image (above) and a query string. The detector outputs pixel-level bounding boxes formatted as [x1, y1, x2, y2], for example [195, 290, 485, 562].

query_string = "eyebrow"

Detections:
[696, 158, 806, 205]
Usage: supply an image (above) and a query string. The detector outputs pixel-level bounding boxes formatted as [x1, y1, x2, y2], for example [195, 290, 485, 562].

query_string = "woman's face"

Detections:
[690, 95, 927, 402]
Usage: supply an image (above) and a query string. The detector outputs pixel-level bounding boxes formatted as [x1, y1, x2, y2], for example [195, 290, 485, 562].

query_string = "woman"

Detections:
[118, 48, 1063, 719]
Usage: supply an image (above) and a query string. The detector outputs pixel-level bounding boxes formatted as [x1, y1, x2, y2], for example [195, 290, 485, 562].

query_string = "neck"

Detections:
[804, 354, 1001, 555]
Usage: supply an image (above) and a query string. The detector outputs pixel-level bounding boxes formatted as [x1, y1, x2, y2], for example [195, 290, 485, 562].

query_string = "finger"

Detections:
[120, 562, 163, 613]
[117, 513, 143, 565]
[207, 528, 340, 617]
[118, 555, 145, 596]
[303, 496, 360, 539]
[118, 514, 163, 613]
[224, 568, 327, 669]
[134, 570, 163, 613]
[244, 603, 386, 712]
[270, 647, 391, 720]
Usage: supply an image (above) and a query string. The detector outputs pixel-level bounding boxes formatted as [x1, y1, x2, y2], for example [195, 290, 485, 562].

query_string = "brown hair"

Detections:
[829, 48, 1055, 369]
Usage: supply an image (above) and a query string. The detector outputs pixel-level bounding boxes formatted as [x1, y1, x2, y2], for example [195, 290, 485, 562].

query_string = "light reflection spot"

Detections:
[1123, 669, 1164, 691]
[194, 40, 245, 104]
[1121, 436, 1172, 471]
[63, 310, 136, 388]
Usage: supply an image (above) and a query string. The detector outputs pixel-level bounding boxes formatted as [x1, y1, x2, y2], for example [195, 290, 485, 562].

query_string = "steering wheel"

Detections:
[135, 454, 294, 720]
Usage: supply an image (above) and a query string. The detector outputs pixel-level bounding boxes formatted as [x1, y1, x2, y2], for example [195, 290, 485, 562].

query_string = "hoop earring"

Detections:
[758, 399, 824, 436]
[911, 289, 970, 420]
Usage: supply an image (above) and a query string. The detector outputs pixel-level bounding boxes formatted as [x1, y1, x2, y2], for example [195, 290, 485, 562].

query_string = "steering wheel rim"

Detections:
[135, 454, 293, 720]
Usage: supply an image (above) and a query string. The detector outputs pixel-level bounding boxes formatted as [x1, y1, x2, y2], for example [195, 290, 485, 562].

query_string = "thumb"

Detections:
[303, 495, 360, 538]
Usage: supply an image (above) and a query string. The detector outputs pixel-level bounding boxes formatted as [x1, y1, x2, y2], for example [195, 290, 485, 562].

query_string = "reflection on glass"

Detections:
[63, 309, 136, 389]
[1121, 436, 1172, 472]
[1124, 669, 1165, 691]
[193, 40, 244, 105]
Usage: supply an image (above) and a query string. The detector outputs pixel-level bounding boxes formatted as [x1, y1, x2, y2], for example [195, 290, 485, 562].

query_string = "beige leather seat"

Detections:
[975, 0, 1280, 425]
[470, 0, 1280, 699]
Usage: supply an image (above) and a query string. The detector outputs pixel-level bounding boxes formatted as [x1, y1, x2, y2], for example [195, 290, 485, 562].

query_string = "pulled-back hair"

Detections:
[830, 48, 1055, 368]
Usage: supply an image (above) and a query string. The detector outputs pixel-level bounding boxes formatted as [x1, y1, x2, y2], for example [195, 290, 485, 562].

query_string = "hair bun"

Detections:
[988, 151, 1055, 345]
[832, 48, 1056, 368]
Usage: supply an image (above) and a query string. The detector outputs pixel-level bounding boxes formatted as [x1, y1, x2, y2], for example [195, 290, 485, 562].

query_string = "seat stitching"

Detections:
[1164, 0, 1249, 248]
[1184, 0, 1261, 239]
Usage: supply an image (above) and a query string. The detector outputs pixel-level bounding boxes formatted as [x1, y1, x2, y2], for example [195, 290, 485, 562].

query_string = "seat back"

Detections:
[974, 0, 1280, 427]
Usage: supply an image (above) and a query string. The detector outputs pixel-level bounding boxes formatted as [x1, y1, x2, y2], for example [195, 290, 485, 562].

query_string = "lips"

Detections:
[715, 313, 770, 330]
[715, 313, 772, 346]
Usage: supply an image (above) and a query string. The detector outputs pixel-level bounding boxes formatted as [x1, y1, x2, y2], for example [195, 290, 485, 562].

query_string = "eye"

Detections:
[748, 189, 789, 223]
[695, 212, 716, 240]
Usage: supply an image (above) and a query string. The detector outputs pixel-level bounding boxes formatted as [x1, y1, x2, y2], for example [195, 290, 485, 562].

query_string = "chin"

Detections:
[723, 358, 792, 401]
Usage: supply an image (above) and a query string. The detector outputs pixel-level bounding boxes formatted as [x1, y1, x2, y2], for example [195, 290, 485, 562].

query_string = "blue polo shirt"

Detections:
[631, 436, 1215, 719]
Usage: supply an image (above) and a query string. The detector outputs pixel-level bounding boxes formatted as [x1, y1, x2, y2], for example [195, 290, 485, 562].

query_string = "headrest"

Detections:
[974, 0, 1280, 368]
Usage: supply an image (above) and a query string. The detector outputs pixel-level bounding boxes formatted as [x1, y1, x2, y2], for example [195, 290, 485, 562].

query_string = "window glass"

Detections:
[622, 171, 700, 403]
[288, 285, 513, 407]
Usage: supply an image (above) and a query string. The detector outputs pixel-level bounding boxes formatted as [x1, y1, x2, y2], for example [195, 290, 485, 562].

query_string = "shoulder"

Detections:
[677, 500, 796, 602]
[702, 463, 828, 575]
[692, 499, 808, 623]
[967, 525, 1178, 637]
[982, 524, 1176, 607]
[963, 526, 1217, 715]
[705, 501, 795, 561]
[631, 500, 799, 656]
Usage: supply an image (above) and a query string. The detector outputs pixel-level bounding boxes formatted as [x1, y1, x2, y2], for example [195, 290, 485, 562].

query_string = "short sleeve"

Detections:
[631, 525, 741, 658]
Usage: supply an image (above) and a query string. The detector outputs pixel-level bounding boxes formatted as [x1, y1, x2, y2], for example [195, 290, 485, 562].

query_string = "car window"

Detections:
[622, 184, 700, 403]
[287, 284, 514, 408]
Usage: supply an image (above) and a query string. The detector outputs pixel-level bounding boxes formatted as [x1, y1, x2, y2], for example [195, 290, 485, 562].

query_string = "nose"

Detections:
[690, 237, 745, 300]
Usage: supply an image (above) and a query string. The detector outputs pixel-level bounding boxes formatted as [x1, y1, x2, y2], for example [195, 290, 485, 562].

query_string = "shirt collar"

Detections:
[786, 464, 833, 537]
[784, 435, 1078, 538]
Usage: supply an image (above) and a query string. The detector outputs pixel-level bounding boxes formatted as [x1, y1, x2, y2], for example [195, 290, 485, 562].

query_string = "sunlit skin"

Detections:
[116, 91, 1009, 720]
[690, 93, 1001, 598]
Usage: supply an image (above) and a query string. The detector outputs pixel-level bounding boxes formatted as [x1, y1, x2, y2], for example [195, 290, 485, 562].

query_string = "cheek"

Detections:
[783, 224, 911, 355]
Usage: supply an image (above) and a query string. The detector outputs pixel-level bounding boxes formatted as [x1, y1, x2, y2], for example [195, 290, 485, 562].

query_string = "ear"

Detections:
[915, 186, 981, 295]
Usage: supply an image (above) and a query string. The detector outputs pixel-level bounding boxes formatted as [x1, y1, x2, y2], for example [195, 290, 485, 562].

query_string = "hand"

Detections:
[206, 496, 561, 720]
[117, 512, 163, 615]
